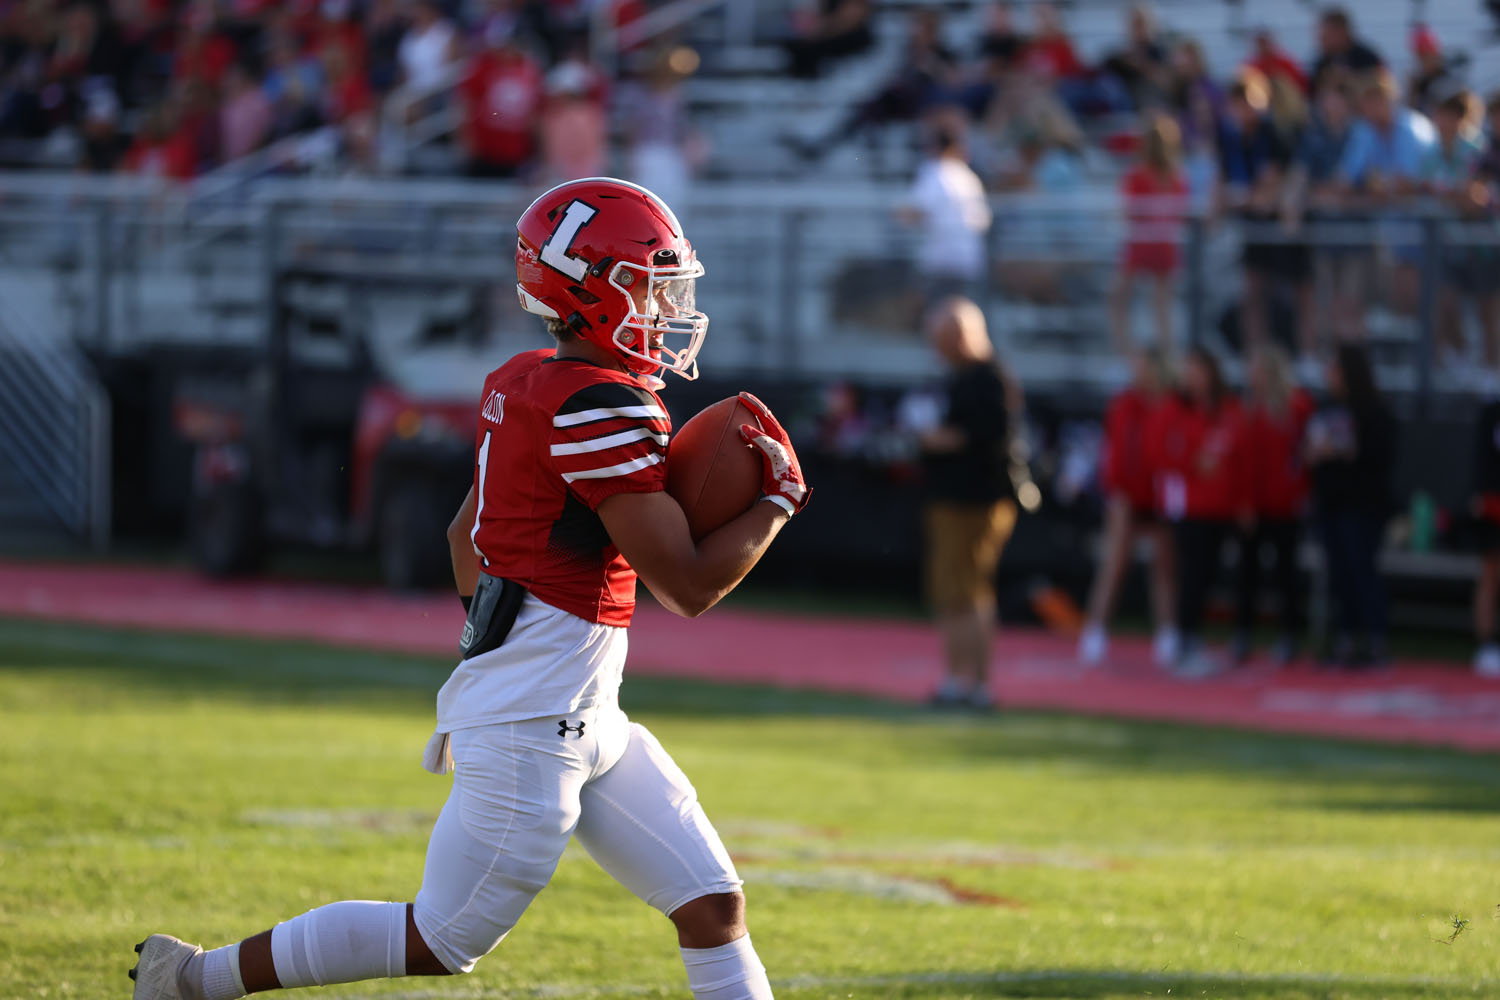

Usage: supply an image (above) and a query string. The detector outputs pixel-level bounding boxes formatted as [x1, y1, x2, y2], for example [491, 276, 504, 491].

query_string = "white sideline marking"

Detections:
[735, 865, 960, 905]
[241, 808, 434, 833]
[23, 821, 1500, 866]
[341, 968, 1482, 999]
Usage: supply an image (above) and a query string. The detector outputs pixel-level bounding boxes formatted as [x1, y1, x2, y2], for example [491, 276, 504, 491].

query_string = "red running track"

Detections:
[2, 560, 1499, 752]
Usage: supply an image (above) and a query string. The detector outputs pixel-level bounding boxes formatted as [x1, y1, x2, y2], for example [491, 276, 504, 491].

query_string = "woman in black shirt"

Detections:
[1307, 344, 1396, 666]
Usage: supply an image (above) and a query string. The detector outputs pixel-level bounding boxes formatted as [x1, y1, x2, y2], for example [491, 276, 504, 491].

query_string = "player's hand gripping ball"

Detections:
[735, 391, 810, 518]
[666, 393, 810, 540]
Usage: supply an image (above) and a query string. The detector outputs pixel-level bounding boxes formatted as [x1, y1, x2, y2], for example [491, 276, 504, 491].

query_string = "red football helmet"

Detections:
[515, 177, 707, 383]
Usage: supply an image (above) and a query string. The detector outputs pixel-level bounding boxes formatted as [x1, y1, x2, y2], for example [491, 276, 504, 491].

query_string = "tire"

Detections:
[190, 481, 263, 577]
[378, 480, 450, 591]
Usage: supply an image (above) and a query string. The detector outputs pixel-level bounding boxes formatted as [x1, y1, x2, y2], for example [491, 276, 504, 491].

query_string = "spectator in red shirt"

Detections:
[320, 40, 372, 124]
[1150, 346, 1248, 676]
[123, 101, 197, 180]
[1024, 2, 1084, 82]
[174, 77, 221, 168]
[1247, 28, 1307, 94]
[1112, 112, 1188, 354]
[459, 21, 544, 179]
[310, 0, 368, 77]
[1079, 347, 1180, 667]
[1233, 345, 1313, 664]
[538, 58, 608, 183]
[174, 0, 237, 87]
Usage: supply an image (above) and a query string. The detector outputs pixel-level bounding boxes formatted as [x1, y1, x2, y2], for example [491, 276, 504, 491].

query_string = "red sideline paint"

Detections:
[1, 561, 1498, 752]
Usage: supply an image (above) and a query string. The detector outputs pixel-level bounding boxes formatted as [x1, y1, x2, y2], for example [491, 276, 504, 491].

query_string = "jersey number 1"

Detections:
[539, 200, 598, 281]
[470, 429, 490, 564]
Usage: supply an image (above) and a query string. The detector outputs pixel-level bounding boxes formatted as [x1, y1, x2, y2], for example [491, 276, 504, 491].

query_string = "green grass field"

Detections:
[2, 617, 1498, 999]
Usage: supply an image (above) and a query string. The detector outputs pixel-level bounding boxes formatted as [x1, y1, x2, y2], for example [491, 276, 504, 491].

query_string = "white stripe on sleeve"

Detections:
[553, 404, 667, 428]
[550, 426, 669, 456]
[560, 451, 665, 483]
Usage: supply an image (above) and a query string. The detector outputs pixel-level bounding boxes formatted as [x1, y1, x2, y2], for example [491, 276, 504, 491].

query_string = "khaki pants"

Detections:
[924, 500, 1018, 614]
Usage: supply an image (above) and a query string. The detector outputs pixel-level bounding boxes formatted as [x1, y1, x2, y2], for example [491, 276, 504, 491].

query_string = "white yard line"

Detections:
[17, 822, 1500, 867]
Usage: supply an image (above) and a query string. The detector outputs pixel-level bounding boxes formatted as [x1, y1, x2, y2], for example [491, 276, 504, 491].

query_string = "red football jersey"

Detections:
[469, 349, 670, 627]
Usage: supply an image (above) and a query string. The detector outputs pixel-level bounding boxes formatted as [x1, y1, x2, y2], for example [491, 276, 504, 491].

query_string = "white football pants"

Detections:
[411, 703, 743, 974]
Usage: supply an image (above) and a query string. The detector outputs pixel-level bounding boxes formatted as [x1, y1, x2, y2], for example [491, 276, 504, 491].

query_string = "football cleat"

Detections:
[130, 933, 201, 1000]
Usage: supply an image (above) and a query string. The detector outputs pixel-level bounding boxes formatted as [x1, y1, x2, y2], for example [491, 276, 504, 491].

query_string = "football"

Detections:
[666, 396, 764, 540]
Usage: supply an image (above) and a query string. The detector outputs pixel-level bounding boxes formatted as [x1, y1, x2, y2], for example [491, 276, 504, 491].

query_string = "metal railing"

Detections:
[590, 0, 750, 74]
[0, 172, 1492, 409]
[0, 287, 110, 546]
[379, 62, 468, 175]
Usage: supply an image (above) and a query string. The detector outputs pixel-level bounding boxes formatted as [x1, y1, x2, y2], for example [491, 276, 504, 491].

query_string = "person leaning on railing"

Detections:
[1287, 75, 1359, 362]
[1215, 68, 1303, 354]
[1329, 69, 1437, 318]
[1419, 87, 1498, 381]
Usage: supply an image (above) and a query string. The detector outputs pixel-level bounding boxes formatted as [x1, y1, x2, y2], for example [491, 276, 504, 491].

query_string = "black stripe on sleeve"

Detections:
[555, 380, 661, 417]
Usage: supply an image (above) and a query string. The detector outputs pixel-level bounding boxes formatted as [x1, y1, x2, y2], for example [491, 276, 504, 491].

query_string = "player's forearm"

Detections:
[449, 535, 480, 597]
[659, 501, 789, 618]
[447, 487, 480, 597]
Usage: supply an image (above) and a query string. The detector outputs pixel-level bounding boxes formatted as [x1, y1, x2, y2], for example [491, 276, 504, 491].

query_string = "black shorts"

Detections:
[1443, 251, 1500, 298]
[1244, 236, 1312, 282]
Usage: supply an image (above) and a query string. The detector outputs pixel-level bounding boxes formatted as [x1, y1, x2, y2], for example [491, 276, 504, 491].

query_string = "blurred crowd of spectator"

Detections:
[877, 2, 1500, 384]
[0, 0, 704, 189]
[13, 0, 1498, 385]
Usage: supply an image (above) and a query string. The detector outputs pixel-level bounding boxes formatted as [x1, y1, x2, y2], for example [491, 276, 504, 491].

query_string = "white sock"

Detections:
[199, 942, 245, 1000]
[681, 934, 774, 1000]
[269, 900, 407, 988]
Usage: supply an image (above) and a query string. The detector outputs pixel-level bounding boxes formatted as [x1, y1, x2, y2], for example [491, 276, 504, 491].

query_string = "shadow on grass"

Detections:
[774, 968, 1477, 999]
[3, 617, 1498, 805]
[1315, 793, 1500, 814]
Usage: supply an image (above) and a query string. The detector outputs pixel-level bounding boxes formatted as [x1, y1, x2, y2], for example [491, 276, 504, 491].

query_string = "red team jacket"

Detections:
[1101, 387, 1160, 513]
[1242, 389, 1313, 520]
[469, 349, 670, 628]
[1146, 394, 1248, 522]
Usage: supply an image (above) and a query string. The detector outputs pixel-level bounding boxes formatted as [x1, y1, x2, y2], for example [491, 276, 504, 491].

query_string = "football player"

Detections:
[130, 177, 810, 1000]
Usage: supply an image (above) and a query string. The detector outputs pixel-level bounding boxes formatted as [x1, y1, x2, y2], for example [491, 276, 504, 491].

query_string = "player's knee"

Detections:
[670, 891, 746, 949]
[411, 899, 506, 976]
[401, 904, 454, 977]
